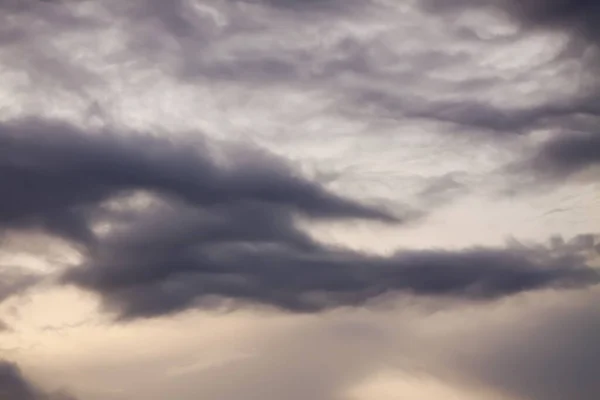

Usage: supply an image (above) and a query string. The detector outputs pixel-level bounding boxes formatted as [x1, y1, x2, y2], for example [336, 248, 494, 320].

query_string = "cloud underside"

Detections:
[0, 118, 597, 320]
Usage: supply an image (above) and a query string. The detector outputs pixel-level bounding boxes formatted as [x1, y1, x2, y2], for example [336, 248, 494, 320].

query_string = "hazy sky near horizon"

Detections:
[0, 1, 599, 399]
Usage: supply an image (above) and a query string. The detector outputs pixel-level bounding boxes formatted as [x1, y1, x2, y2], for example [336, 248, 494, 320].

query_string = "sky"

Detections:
[0, 0, 599, 399]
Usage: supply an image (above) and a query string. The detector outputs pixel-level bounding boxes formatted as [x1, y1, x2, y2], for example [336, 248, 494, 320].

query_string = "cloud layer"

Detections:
[0, 1, 599, 400]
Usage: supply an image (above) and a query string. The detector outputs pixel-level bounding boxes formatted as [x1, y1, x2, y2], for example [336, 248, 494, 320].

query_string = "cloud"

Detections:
[0, 116, 596, 321]
[530, 131, 600, 178]
[62, 191, 600, 319]
[0, 117, 396, 242]
[0, 361, 78, 400]
[0, 0, 595, 323]
[422, 0, 600, 34]
[0, 2, 598, 400]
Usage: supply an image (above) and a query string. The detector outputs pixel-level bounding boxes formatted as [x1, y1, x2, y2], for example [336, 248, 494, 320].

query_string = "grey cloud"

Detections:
[0, 361, 78, 400]
[125, 0, 588, 129]
[0, 117, 395, 244]
[0, 114, 586, 321]
[346, 83, 600, 136]
[417, 173, 470, 207]
[2, 2, 599, 400]
[422, 0, 600, 35]
[62, 196, 600, 319]
[0, 361, 39, 400]
[501, 0, 600, 42]
[0, 114, 592, 320]
[420, 0, 600, 83]
[505, 131, 600, 189]
[347, 91, 556, 133]
[9, 0, 588, 142]
[6, 0, 597, 133]
[141, 0, 198, 37]
[0, 115, 407, 318]
[1, 5, 598, 324]
[133, 0, 594, 149]
[233, 0, 355, 11]
[0, 0, 103, 95]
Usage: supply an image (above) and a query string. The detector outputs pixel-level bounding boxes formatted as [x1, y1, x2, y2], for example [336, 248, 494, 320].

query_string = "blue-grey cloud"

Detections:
[0, 116, 596, 321]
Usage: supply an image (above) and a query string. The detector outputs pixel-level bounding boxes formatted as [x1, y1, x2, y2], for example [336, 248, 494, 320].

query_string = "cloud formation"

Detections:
[0, 1, 599, 399]
[423, 0, 600, 39]
[531, 131, 600, 178]
[63, 205, 600, 318]
[1, 116, 597, 320]
[0, 117, 395, 240]
[0, 361, 78, 400]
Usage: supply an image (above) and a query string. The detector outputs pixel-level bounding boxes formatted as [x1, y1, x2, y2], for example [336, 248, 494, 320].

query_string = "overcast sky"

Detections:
[0, 0, 599, 399]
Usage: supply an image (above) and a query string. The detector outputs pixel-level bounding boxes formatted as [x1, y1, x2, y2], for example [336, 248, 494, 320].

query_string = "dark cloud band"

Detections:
[0, 117, 597, 320]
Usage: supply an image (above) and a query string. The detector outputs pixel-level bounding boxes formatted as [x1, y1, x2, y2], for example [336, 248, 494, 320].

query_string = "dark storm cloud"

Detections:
[417, 173, 469, 207]
[502, 0, 600, 41]
[0, 2, 597, 324]
[0, 117, 596, 321]
[9, 0, 591, 145]
[62, 196, 600, 319]
[416, 0, 600, 192]
[0, 117, 396, 243]
[0, 0, 103, 94]
[232, 0, 367, 13]
[0, 361, 78, 400]
[0, 362, 39, 400]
